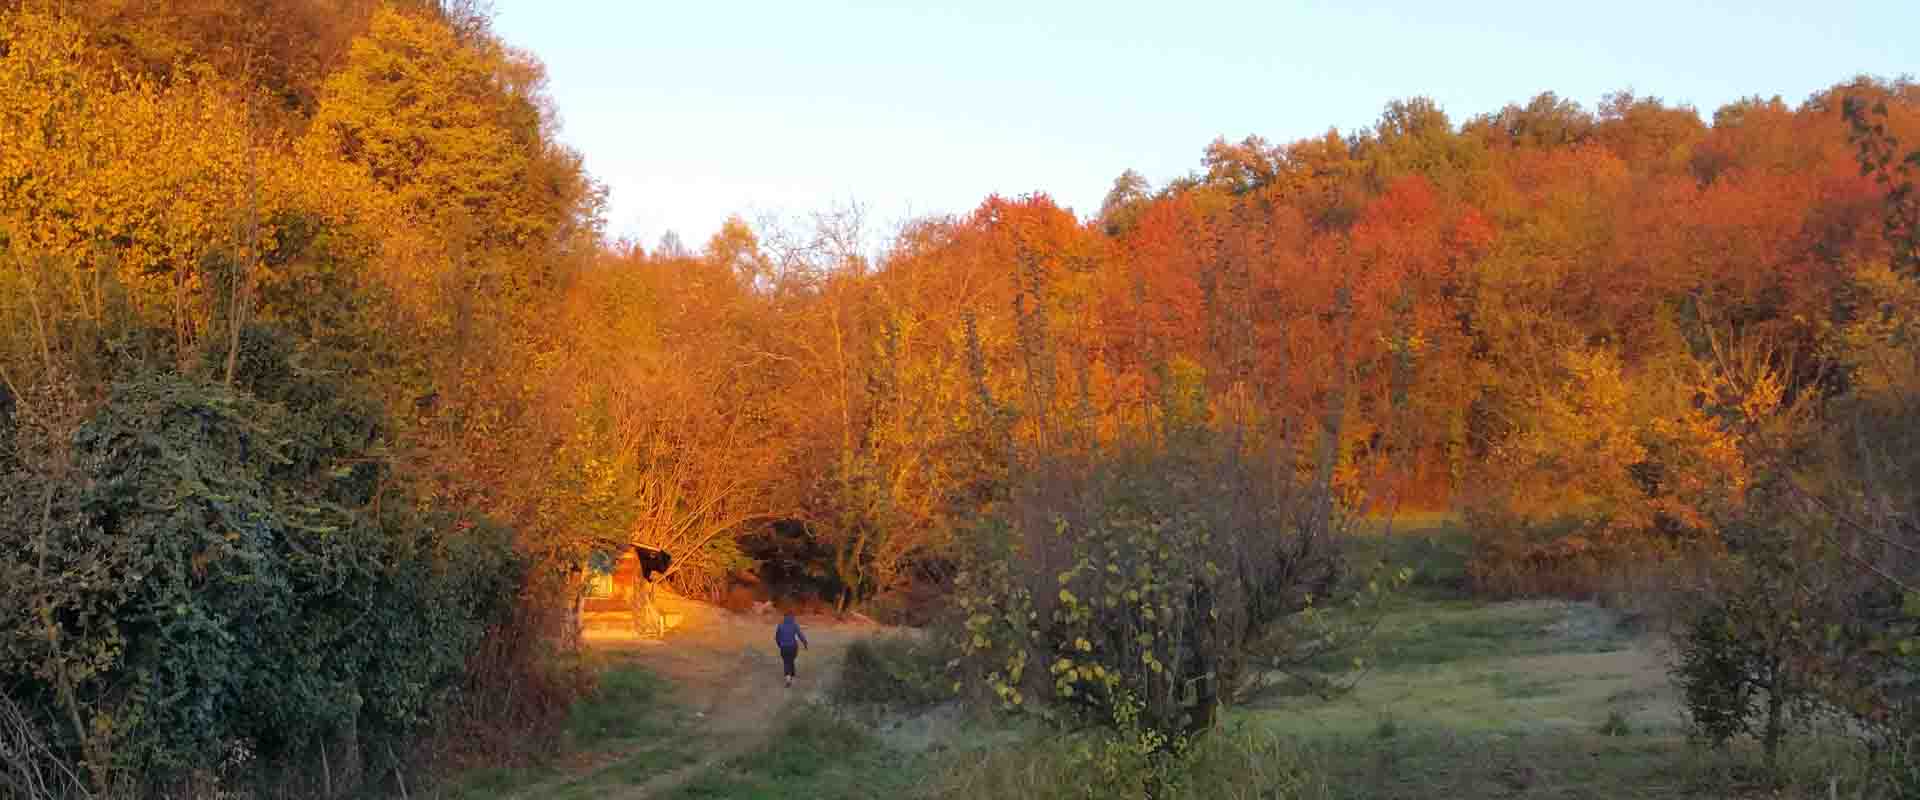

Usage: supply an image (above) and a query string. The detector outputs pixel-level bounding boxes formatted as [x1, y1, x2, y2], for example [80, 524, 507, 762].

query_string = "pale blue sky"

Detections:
[491, 1, 1916, 249]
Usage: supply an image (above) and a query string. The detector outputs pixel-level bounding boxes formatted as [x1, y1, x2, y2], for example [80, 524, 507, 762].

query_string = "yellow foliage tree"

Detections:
[1, 9, 384, 385]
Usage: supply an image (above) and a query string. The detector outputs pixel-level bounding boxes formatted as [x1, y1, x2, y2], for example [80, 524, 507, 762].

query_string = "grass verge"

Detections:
[666, 706, 929, 800]
[439, 657, 698, 798]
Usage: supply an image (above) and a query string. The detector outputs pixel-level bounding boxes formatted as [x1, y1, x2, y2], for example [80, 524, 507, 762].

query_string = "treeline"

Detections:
[4, 0, 1920, 793]
[611, 80, 1920, 609]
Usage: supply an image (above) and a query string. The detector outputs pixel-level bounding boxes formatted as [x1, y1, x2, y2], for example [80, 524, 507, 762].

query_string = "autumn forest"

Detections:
[4, 2, 1920, 798]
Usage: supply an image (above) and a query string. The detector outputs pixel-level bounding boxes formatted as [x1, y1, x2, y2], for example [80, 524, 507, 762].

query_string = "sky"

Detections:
[490, 0, 1918, 250]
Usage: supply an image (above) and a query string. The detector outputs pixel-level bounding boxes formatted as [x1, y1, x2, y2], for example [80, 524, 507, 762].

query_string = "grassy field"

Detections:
[1265, 523, 1670, 736]
[443, 519, 1870, 799]
[1241, 522, 1865, 799]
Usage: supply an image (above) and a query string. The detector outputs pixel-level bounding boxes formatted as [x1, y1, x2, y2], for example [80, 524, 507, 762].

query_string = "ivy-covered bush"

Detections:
[950, 438, 1343, 739]
[0, 328, 523, 792]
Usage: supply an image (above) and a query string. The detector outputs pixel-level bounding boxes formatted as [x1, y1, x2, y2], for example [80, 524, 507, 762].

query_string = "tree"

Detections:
[53, 0, 381, 119]
[706, 215, 772, 287]
[1353, 97, 1489, 197]
[303, 5, 595, 302]
[1844, 94, 1920, 272]
[518, 249, 796, 596]
[1594, 90, 1707, 171]
[1098, 169, 1153, 236]
[1465, 91, 1595, 148]
[1202, 136, 1283, 196]
[656, 230, 691, 260]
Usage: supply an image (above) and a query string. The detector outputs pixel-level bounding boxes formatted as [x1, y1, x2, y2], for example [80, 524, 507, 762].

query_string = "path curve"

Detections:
[510, 592, 875, 800]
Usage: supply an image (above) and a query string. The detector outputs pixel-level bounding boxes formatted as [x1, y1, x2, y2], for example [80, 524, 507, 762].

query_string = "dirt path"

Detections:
[510, 592, 878, 800]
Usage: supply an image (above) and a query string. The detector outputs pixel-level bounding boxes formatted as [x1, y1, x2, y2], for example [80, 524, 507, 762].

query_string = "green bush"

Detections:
[1598, 710, 1632, 737]
[1671, 512, 1835, 771]
[833, 636, 953, 711]
[1674, 603, 1755, 750]
[0, 329, 524, 793]
[1372, 716, 1399, 740]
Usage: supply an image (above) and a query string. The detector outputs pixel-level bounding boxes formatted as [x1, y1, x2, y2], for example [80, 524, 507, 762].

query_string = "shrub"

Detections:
[1598, 710, 1632, 737]
[0, 332, 525, 794]
[0, 690, 87, 800]
[949, 435, 1345, 740]
[834, 636, 953, 711]
[1673, 603, 1758, 750]
[1372, 716, 1399, 740]
[1671, 531, 1828, 771]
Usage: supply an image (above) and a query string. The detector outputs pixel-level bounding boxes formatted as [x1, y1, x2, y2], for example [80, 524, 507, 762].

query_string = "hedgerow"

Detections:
[0, 328, 523, 794]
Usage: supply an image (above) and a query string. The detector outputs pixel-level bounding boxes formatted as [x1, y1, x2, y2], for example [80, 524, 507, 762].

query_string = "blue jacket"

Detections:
[775, 618, 808, 649]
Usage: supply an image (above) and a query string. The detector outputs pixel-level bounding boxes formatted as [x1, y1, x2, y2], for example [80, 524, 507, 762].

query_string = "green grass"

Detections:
[666, 708, 930, 800]
[930, 721, 1324, 800]
[1230, 530, 1874, 798]
[866, 519, 1877, 798]
[1258, 549, 1669, 738]
[1280, 728, 1864, 800]
[593, 745, 702, 783]
[924, 716, 1868, 800]
[439, 658, 699, 799]
[1475, 670, 1571, 699]
[442, 765, 564, 800]
[1340, 520, 1475, 600]
[539, 744, 705, 800]
[564, 661, 685, 744]
[1355, 600, 1632, 670]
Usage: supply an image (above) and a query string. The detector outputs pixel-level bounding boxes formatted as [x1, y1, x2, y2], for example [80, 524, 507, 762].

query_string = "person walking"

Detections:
[774, 612, 809, 688]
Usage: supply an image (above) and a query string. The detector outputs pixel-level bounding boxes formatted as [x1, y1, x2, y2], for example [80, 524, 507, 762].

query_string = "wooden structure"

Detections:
[565, 542, 678, 641]
[580, 542, 672, 613]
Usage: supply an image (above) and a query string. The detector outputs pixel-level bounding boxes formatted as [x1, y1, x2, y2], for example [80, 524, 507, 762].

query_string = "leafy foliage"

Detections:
[1666, 102, 1920, 781]
[0, 330, 521, 791]
[950, 437, 1345, 739]
[9, 0, 1920, 791]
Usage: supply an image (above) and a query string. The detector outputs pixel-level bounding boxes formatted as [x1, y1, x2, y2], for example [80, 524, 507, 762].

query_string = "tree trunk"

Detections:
[321, 709, 361, 799]
[1762, 671, 1786, 772]
[570, 586, 585, 646]
[336, 712, 362, 797]
[629, 579, 660, 638]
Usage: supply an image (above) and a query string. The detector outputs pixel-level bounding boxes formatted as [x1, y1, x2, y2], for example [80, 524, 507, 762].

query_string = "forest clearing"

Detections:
[444, 523, 1863, 800]
[4, 1, 1919, 798]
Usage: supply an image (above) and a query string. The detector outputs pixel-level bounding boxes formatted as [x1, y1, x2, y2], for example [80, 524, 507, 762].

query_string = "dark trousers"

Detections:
[780, 645, 799, 678]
